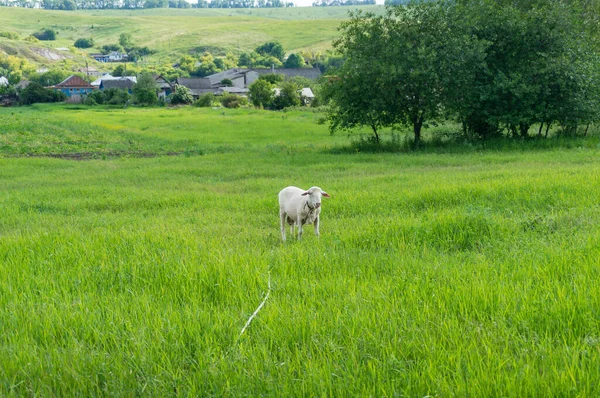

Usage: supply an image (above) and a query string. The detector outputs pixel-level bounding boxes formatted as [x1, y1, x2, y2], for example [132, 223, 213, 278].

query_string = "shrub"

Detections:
[74, 38, 94, 49]
[220, 93, 244, 109]
[194, 93, 215, 107]
[32, 29, 57, 41]
[105, 88, 130, 105]
[101, 44, 123, 54]
[19, 82, 66, 105]
[0, 31, 20, 40]
[86, 90, 105, 105]
[169, 84, 194, 105]
[84, 96, 97, 106]
[84, 88, 130, 106]
[272, 80, 301, 110]
[259, 73, 284, 84]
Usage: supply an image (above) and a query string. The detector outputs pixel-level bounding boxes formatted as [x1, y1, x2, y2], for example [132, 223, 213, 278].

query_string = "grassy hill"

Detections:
[0, 5, 385, 70]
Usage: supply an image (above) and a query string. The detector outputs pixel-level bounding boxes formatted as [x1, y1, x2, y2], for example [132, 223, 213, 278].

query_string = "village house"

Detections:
[91, 73, 114, 87]
[90, 51, 129, 63]
[175, 77, 214, 99]
[174, 68, 321, 100]
[154, 75, 173, 99]
[50, 75, 95, 102]
[204, 68, 259, 89]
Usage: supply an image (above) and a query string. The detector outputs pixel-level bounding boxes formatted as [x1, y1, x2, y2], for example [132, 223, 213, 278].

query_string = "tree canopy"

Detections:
[255, 41, 285, 63]
[132, 73, 158, 106]
[326, 0, 600, 143]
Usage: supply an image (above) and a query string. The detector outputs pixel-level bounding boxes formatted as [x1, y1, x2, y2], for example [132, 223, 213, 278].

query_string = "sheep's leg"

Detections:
[280, 211, 287, 242]
[290, 224, 294, 237]
[297, 220, 303, 240]
[314, 216, 320, 238]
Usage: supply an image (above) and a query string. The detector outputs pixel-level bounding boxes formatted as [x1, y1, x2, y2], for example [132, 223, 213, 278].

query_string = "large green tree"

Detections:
[328, 0, 599, 143]
[132, 73, 158, 106]
[119, 33, 134, 52]
[248, 79, 274, 108]
[328, 2, 480, 144]
[284, 53, 305, 68]
[454, 0, 600, 138]
[255, 41, 285, 62]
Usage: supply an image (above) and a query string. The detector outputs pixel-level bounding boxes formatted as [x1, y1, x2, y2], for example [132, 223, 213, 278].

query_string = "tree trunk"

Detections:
[545, 122, 551, 138]
[584, 124, 590, 136]
[370, 123, 380, 144]
[537, 122, 543, 137]
[519, 123, 530, 138]
[413, 118, 423, 146]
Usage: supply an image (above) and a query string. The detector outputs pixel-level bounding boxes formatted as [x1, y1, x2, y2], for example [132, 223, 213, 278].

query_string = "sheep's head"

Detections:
[301, 186, 330, 209]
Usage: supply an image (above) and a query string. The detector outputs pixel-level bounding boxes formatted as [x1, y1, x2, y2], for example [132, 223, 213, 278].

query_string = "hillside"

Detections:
[0, 5, 384, 71]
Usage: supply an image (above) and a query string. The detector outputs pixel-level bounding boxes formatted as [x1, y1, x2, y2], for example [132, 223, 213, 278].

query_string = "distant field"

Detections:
[0, 5, 384, 67]
[0, 105, 599, 395]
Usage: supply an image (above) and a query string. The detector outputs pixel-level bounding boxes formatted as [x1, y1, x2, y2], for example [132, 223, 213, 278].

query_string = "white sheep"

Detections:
[278, 186, 330, 242]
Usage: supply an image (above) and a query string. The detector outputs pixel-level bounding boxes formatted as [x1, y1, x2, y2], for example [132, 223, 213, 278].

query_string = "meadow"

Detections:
[0, 105, 599, 396]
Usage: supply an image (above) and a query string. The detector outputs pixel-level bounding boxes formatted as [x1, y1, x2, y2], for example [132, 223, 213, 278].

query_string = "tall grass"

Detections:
[0, 105, 599, 395]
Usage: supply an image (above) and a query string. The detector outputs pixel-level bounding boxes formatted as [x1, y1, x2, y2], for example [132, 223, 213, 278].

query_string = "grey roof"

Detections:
[93, 75, 137, 87]
[205, 68, 252, 86]
[100, 79, 135, 90]
[300, 87, 314, 98]
[153, 75, 173, 89]
[176, 77, 212, 90]
[219, 87, 249, 95]
[91, 73, 113, 86]
[253, 68, 322, 80]
[189, 88, 218, 97]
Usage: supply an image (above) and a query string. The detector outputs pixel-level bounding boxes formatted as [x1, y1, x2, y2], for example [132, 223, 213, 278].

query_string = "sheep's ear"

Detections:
[322, 192, 330, 198]
[301, 191, 309, 196]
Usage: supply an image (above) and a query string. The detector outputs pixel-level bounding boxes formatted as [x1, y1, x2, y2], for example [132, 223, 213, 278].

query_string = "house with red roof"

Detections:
[50, 75, 95, 101]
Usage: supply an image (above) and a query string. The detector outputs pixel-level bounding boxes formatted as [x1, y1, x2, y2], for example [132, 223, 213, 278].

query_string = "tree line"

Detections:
[0, 0, 294, 9]
[311, 0, 375, 7]
[325, 0, 600, 144]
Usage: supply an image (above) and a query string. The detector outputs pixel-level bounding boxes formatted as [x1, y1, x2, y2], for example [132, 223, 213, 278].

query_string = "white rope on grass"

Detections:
[239, 270, 271, 339]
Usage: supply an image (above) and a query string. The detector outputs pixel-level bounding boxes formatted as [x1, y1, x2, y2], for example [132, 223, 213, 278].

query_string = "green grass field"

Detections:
[1, 105, 599, 395]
